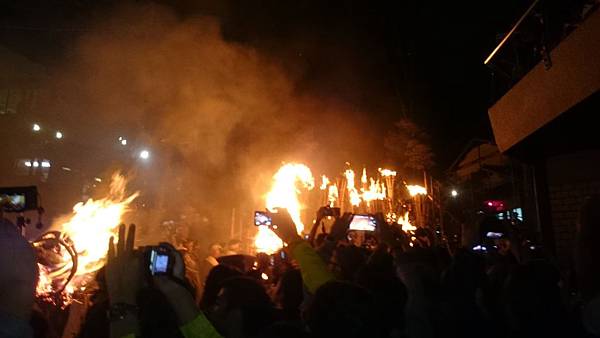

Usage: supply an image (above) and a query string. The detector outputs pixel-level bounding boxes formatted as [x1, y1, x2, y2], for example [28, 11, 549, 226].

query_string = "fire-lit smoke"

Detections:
[37, 2, 380, 243]
[35, 173, 138, 305]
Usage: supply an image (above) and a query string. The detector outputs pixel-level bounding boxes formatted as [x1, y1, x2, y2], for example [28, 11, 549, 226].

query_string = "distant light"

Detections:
[41, 161, 51, 168]
[451, 189, 458, 197]
[139, 150, 150, 160]
[120, 139, 127, 146]
[118, 136, 123, 141]
[94, 177, 102, 183]
[261, 273, 269, 281]
[24, 161, 32, 167]
[32, 123, 41, 132]
[61, 167, 72, 171]
[55, 131, 63, 139]
[32, 161, 40, 168]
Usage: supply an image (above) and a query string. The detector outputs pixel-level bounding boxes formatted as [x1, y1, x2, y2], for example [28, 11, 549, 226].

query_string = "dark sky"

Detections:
[0, 0, 531, 171]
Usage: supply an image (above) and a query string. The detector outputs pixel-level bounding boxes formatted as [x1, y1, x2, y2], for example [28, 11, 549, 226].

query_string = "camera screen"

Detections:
[150, 250, 169, 274]
[254, 211, 272, 226]
[349, 215, 376, 231]
[0, 193, 26, 212]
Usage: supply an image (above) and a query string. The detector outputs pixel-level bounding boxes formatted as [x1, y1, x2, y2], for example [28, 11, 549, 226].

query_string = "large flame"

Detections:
[255, 163, 314, 254]
[35, 173, 138, 305]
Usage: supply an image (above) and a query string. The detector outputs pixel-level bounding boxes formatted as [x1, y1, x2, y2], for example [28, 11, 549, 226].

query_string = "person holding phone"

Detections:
[105, 224, 223, 338]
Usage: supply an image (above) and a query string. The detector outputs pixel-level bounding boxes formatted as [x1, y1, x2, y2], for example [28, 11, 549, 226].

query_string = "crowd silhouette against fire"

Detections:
[2, 197, 600, 338]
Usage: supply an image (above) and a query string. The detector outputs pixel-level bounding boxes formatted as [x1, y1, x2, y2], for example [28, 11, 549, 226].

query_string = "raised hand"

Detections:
[106, 223, 141, 306]
[270, 208, 302, 244]
[152, 243, 200, 325]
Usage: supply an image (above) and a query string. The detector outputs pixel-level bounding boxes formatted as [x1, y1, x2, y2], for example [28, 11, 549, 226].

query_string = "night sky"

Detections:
[0, 0, 535, 170]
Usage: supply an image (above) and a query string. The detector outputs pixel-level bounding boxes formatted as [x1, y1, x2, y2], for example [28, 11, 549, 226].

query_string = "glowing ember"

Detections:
[35, 173, 138, 305]
[255, 163, 314, 254]
[406, 184, 427, 197]
[397, 211, 417, 232]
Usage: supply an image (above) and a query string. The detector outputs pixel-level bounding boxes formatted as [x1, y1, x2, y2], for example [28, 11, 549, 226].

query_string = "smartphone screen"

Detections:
[254, 211, 272, 226]
[0, 193, 26, 212]
[349, 214, 376, 231]
[150, 249, 170, 275]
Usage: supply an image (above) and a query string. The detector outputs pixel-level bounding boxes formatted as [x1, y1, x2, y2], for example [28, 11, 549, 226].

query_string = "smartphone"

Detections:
[321, 207, 341, 217]
[148, 246, 172, 276]
[349, 214, 377, 231]
[0, 186, 38, 212]
[254, 211, 272, 227]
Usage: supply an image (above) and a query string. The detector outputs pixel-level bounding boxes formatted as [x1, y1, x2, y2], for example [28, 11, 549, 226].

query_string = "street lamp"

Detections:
[32, 123, 41, 132]
[451, 189, 458, 198]
[139, 149, 150, 160]
[55, 131, 63, 139]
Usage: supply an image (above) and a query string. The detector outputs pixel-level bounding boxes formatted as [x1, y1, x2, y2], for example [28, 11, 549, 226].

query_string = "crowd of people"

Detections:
[1, 196, 600, 338]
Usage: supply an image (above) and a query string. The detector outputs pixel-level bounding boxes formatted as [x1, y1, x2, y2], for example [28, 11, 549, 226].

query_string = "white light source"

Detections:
[451, 189, 458, 198]
[139, 150, 150, 160]
[24, 161, 32, 167]
[120, 139, 127, 146]
[32, 161, 40, 168]
[55, 131, 63, 139]
[41, 161, 51, 168]
[32, 123, 41, 132]
[94, 177, 102, 183]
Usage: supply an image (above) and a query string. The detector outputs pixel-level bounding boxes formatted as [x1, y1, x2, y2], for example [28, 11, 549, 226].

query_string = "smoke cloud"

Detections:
[40, 3, 382, 244]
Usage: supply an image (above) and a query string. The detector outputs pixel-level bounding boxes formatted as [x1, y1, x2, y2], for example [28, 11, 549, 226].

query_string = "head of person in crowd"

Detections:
[331, 244, 369, 281]
[208, 243, 223, 258]
[0, 217, 38, 337]
[199, 264, 243, 312]
[504, 260, 566, 337]
[210, 276, 276, 338]
[441, 248, 487, 297]
[226, 239, 242, 255]
[356, 248, 407, 335]
[305, 280, 383, 338]
[274, 268, 304, 320]
[414, 227, 431, 248]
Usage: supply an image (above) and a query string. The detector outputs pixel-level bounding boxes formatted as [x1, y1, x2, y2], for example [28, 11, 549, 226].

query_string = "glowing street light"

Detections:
[55, 131, 63, 139]
[32, 123, 41, 132]
[139, 150, 150, 160]
[451, 189, 458, 198]
[121, 139, 127, 146]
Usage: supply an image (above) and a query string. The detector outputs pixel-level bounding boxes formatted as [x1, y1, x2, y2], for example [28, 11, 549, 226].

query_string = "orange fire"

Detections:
[320, 175, 330, 190]
[406, 184, 427, 197]
[328, 184, 339, 207]
[397, 211, 417, 232]
[35, 173, 138, 305]
[344, 169, 361, 207]
[255, 163, 314, 254]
